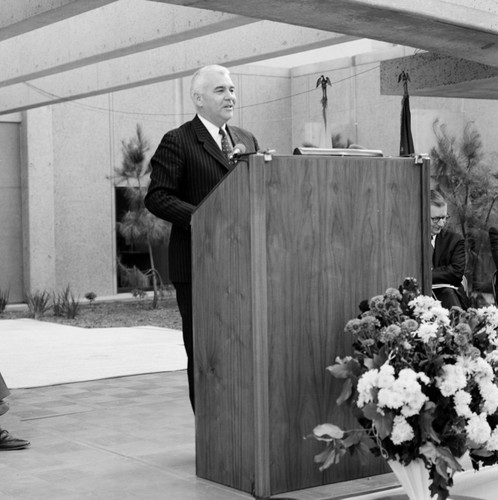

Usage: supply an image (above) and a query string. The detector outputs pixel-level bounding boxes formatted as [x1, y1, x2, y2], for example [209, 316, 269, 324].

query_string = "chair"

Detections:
[493, 270, 498, 306]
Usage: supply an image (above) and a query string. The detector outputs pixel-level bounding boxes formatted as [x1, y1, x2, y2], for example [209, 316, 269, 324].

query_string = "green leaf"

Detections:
[321, 446, 346, 470]
[362, 403, 381, 421]
[342, 430, 363, 448]
[312, 423, 345, 440]
[354, 441, 374, 465]
[470, 448, 493, 457]
[373, 413, 394, 440]
[336, 378, 353, 405]
[436, 446, 463, 473]
[420, 441, 438, 462]
[363, 357, 375, 370]
[361, 404, 393, 439]
[419, 409, 440, 443]
[327, 363, 352, 379]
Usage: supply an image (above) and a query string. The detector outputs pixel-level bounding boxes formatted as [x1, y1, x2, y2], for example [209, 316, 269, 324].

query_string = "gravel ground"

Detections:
[0, 296, 182, 330]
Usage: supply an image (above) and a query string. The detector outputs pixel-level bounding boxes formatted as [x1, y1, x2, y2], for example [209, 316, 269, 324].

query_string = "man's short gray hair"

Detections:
[190, 65, 231, 101]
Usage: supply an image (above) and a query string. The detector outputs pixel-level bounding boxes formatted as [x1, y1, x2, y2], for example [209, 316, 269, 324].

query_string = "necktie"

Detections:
[219, 127, 233, 164]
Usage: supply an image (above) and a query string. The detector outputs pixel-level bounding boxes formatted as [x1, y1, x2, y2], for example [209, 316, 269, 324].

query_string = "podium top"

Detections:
[293, 147, 384, 157]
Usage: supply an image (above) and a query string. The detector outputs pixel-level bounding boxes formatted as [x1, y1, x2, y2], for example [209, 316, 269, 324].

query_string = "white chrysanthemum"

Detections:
[376, 369, 428, 417]
[409, 296, 449, 325]
[416, 322, 439, 343]
[398, 381, 428, 417]
[473, 357, 494, 383]
[430, 306, 452, 325]
[436, 364, 467, 397]
[480, 306, 498, 328]
[377, 387, 404, 410]
[486, 428, 498, 452]
[391, 415, 415, 445]
[479, 380, 498, 414]
[466, 413, 492, 445]
[410, 295, 439, 311]
[456, 356, 480, 376]
[454, 390, 472, 418]
[357, 369, 379, 407]
[486, 350, 498, 366]
[478, 306, 498, 345]
[377, 363, 396, 389]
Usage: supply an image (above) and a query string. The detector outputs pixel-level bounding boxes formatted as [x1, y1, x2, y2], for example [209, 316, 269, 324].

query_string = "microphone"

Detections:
[229, 143, 247, 160]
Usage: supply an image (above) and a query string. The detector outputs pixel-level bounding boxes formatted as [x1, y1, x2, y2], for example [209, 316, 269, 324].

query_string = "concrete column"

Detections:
[20, 107, 57, 294]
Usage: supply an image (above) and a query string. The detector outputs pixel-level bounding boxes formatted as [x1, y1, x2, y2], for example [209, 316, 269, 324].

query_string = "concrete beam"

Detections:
[380, 52, 498, 99]
[0, 1, 257, 88]
[150, 0, 498, 67]
[0, 22, 354, 115]
[0, 0, 118, 41]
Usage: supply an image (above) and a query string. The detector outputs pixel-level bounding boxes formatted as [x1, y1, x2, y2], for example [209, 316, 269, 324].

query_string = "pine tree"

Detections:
[114, 124, 170, 308]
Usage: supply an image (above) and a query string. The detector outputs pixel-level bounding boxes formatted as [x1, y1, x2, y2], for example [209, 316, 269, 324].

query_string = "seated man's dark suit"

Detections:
[145, 115, 259, 410]
[432, 229, 467, 309]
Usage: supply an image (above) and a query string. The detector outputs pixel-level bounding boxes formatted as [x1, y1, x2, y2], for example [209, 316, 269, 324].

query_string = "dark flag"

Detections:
[399, 71, 415, 156]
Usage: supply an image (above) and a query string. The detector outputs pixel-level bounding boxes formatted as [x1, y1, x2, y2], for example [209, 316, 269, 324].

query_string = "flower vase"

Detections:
[388, 459, 436, 500]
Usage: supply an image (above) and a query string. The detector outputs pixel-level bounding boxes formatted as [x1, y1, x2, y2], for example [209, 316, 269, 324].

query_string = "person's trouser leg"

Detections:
[0, 373, 10, 401]
[173, 282, 194, 412]
[433, 287, 462, 310]
[0, 373, 30, 450]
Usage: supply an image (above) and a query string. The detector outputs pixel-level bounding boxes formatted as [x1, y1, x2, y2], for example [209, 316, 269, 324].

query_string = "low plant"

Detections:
[131, 288, 147, 299]
[85, 291, 97, 305]
[26, 290, 51, 319]
[53, 285, 81, 319]
[117, 261, 150, 289]
[0, 287, 9, 313]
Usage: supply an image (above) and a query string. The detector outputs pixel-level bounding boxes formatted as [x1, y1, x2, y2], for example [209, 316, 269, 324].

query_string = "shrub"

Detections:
[131, 288, 147, 299]
[26, 290, 51, 319]
[85, 292, 97, 305]
[0, 288, 9, 313]
[53, 285, 81, 319]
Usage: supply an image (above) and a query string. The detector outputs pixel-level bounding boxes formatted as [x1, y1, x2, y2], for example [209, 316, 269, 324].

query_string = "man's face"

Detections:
[430, 203, 448, 237]
[194, 70, 236, 128]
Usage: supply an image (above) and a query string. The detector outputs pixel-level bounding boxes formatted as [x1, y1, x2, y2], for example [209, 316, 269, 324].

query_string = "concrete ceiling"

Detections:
[0, 0, 497, 115]
[151, 0, 498, 68]
[152, 0, 498, 100]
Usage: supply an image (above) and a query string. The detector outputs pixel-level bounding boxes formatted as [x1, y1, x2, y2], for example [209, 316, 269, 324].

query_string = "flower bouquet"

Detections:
[310, 278, 498, 500]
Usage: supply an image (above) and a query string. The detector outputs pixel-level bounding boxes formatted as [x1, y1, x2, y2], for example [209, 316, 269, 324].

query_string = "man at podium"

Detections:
[145, 65, 259, 412]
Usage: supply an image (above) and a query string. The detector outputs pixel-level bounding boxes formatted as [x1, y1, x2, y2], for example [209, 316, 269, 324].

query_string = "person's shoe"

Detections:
[0, 401, 9, 416]
[0, 429, 30, 450]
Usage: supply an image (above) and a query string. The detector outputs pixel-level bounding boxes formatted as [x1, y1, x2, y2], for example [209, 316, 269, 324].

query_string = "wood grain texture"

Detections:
[192, 155, 430, 497]
[192, 160, 255, 493]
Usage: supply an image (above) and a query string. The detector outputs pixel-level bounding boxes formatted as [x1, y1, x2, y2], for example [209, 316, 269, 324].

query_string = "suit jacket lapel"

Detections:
[192, 115, 230, 170]
[227, 125, 240, 147]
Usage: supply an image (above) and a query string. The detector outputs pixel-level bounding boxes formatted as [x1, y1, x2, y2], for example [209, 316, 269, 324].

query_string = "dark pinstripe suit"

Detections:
[145, 114, 259, 410]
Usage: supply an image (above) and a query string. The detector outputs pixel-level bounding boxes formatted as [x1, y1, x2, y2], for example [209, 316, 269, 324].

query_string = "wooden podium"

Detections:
[191, 154, 431, 498]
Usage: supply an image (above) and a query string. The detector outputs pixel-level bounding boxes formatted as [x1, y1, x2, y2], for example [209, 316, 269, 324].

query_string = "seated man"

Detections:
[430, 189, 468, 310]
[0, 372, 30, 451]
